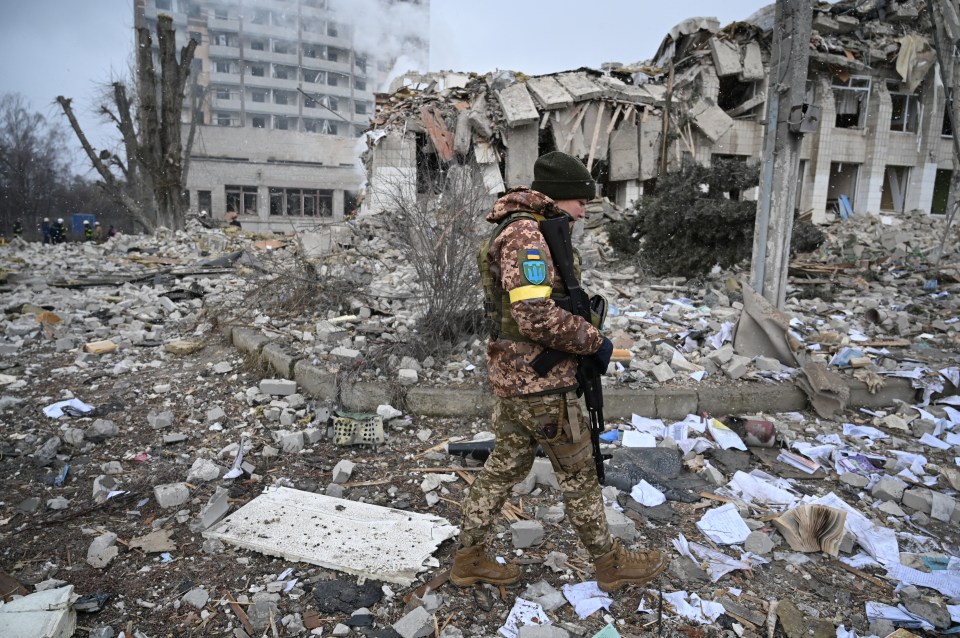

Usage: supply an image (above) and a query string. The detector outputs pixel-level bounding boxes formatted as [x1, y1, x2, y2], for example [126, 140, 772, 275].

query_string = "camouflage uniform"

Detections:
[459, 187, 613, 557]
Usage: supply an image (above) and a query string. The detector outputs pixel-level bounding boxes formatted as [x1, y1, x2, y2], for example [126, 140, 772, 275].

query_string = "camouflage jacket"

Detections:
[483, 187, 603, 398]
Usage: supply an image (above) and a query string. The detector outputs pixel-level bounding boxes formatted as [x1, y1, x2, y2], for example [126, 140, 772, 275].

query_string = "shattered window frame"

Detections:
[216, 112, 234, 127]
[832, 75, 871, 130]
[225, 185, 257, 215]
[251, 116, 266, 129]
[268, 187, 334, 217]
[887, 81, 921, 134]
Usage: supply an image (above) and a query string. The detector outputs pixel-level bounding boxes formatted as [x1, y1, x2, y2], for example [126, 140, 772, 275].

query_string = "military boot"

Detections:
[593, 539, 669, 592]
[450, 544, 521, 587]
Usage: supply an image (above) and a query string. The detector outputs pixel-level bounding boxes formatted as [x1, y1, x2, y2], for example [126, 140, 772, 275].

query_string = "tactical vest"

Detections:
[478, 212, 580, 341]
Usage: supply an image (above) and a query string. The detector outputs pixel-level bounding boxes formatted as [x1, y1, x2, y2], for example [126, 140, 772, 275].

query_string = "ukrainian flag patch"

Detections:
[519, 248, 547, 286]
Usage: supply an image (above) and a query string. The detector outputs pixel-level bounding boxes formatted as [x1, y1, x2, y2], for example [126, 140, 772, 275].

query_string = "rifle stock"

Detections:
[538, 216, 607, 484]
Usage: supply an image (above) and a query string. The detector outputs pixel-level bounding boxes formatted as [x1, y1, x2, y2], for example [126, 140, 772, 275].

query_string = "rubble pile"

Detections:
[0, 207, 957, 637]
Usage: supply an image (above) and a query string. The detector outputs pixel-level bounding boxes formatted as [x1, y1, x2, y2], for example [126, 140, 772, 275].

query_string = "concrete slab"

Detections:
[555, 73, 604, 101]
[740, 42, 765, 81]
[690, 99, 735, 142]
[504, 123, 538, 188]
[496, 83, 539, 127]
[526, 76, 573, 110]
[0, 585, 76, 638]
[204, 487, 458, 585]
[261, 343, 300, 379]
[710, 39, 742, 76]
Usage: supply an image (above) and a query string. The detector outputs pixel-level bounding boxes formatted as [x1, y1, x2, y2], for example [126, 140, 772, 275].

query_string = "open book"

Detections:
[772, 504, 847, 556]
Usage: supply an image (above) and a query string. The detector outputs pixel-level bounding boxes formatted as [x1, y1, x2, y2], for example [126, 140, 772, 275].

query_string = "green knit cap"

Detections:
[531, 151, 596, 201]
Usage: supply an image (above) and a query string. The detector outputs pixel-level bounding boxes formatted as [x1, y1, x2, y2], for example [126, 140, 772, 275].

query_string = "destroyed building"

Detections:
[361, 0, 952, 225]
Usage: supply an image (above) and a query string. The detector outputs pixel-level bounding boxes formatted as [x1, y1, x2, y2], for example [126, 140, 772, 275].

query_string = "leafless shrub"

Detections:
[373, 161, 491, 359]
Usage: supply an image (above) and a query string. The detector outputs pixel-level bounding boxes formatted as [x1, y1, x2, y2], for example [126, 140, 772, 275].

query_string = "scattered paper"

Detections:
[562, 582, 612, 619]
[689, 370, 706, 382]
[842, 423, 889, 440]
[707, 418, 747, 451]
[673, 534, 766, 582]
[630, 414, 665, 437]
[696, 502, 751, 545]
[621, 430, 656, 448]
[223, 437, 247, 479]
[777, 450, 821, 474]
[631, 480, 666, 507]
[919, 433, 952, 450]
[840, 552, 881, 569]
[662, 591, 725, 624]
[886, 561, 960, 598]
[42, 398, 94, 418]
[498, 597, 551, 638]
[865, 601, 933, 631]
[725, 470, 798, 509]
[664, 421, 690, 441]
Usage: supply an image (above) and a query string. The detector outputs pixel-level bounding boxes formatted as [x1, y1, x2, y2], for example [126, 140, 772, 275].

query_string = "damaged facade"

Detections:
[362, 0, 952, 224]
[134, 0, 430, 232]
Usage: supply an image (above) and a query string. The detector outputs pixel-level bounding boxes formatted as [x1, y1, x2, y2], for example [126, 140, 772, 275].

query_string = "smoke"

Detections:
[329, 0, 429, 90]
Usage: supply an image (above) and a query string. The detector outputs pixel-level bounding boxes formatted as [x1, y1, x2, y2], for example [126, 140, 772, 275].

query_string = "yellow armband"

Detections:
[508, 285, 552, 303]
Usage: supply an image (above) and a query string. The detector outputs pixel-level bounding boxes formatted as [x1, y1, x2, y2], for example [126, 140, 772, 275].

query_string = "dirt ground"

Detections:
[1, 212, 959, 637]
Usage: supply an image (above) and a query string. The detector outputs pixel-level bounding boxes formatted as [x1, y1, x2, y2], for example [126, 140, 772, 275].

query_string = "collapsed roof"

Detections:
[361, 0, 936, 207]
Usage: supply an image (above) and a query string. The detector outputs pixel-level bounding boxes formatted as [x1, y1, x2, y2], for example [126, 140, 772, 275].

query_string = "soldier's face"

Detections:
[555, 199, 587, 222]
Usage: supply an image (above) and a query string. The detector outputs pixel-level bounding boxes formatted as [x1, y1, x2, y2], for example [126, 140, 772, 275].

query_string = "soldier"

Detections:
[452, 151, 668, 592]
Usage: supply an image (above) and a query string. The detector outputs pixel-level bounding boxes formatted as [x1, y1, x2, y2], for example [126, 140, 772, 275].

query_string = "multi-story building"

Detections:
[133, 0, 429, 232]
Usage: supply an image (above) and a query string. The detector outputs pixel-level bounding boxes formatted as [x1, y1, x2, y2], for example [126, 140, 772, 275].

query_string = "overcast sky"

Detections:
[0, 0, 771, 176]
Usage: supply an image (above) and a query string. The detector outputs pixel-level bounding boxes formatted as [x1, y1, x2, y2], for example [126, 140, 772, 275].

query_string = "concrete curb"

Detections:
[226, 327, 920, 420]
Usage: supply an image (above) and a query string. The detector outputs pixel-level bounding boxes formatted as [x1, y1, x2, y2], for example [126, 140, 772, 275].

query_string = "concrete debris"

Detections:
[86, 532, 118, 569]
[0, 585, 75, 638]
[0, 5, 958, 634]
[203, 487, 458, 585]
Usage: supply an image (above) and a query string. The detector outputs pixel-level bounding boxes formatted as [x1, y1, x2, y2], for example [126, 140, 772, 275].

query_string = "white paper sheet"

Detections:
[664, 422, 690, 442]
[919, 432, 952, 450]
[672, 534, 766, 582]
[561, 582, 612, 619]
[498, 598, 552, 638]
[42, 398, 95, 418]
[842, 423, 889, 440]
[631, 480, 666, 507]
[696, 503, 751, 545]
[662, 591, 725, 625]
[707, 419, 747, 451]
[865, 601, 933, 631]
[725, 470, 798, 509]
[630, 414, 665, 436]
[621, 430, 657, 448]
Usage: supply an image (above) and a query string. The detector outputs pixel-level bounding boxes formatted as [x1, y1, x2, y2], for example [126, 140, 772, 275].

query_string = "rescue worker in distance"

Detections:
[452, 151, 669, 592]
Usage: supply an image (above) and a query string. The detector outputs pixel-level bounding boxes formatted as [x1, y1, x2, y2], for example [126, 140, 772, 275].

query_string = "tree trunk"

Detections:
[56, 95, 151, 230]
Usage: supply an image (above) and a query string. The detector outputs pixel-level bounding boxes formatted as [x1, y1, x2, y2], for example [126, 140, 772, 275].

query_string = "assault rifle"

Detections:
[531, 215, 608, 484]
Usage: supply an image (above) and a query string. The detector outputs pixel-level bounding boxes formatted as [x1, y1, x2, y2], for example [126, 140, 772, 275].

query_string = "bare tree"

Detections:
[0, 93, 70, 233]
[57, 14, 197, 232]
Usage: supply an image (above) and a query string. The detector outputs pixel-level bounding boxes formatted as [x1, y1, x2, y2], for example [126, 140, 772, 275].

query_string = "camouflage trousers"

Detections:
[458, 391, 613, 557]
